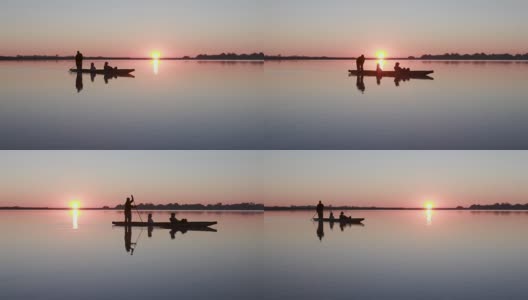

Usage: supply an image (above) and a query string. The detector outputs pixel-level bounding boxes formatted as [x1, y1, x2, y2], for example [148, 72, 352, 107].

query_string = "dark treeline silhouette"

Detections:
[0, 202, 263, 210]
[3, 52, 528, 61]
[265, 203, 528, 210]
[195, 52, 265, 60]
[469, 203, 528, 210]
[115, 202, 263, 210]
[421, 53, 528, 60]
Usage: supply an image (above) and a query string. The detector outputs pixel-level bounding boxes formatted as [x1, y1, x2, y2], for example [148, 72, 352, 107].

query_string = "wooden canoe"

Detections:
[349, 69, 433, 79]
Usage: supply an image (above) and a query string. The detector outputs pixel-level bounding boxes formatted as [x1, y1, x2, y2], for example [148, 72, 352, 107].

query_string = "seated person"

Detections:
[90, 63, 96, 72]
[376, 63, 382, 73]
[169, 212, 179, 224]
[329, 212, 335, 221]
[104, 62, 112, 72]
[169, 213, 187, 224]
[147, 213, 154, 224]
[394, 62, 403, 72]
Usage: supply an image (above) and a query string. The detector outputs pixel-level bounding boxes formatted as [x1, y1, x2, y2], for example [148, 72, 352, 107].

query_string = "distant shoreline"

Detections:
[3, 204, 528, 211]
[2, 52, 528, 61]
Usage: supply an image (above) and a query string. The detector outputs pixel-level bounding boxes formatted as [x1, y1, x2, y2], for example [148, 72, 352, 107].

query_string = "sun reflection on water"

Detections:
[70, 209, 79, 230]
[152, 59, 159, 75]
[425, 208, 433, 226]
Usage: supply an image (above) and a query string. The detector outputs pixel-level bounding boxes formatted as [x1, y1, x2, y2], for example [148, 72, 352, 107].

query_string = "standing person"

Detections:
[75, 51, 83, 70]
[356, 54, 365, 71]
[124, 195, 134, 223]
[316, 200, 325, 220]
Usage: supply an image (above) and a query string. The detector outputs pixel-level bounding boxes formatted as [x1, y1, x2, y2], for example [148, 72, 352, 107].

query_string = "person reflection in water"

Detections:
[317, 219, 324, 241]
[124, 225, 134, 255]
[147, 213, 154, 238]
[75, 72, 83, 93]
[356, 76, 365, 93]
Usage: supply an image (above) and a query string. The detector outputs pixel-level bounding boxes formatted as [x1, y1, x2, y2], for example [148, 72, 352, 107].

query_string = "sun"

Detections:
[70, 200, 81, 209]
[376, 50, 386, 60]
[424, 201, 434, 210]
[151, 51, 161, 60]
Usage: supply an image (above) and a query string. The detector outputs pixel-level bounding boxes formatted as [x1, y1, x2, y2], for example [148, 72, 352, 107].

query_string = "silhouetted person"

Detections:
[376, 63, 382, 73]
[339, 211, 346, 221]
[147, 213, 154, 224]
[394, 62, 409, 73]
[316, 201, 324, 220]
[329, 212, 335, 221]
[90, 62, 96, 73]
[75, 51, 83, 70]
[356, 76, 365, 93]
[90, 72, 96, 82]
[169, 212, 179, 224]
[317, 219, 324, 241]
[75, 72, 83, 93]
[356, 54, 365, 71]
[124, 195, 134, 223]
[104, 62, 112, 72]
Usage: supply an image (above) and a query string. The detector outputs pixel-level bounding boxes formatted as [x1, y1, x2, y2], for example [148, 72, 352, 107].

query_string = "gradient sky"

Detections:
[1, 0, 527, 57]
[1, 151, 528, 208]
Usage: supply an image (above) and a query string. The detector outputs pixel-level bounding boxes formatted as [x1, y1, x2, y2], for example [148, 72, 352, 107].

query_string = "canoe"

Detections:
[112, 221, 217, 228]
[314, 218, 365, 224]
[349, 70, 434, 79]
[70, 68, 135, 75]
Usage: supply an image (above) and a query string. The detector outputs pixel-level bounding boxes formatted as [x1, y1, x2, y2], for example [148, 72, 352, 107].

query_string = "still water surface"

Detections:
[1, 210, 527, 299]
[1, 60, 527, 149]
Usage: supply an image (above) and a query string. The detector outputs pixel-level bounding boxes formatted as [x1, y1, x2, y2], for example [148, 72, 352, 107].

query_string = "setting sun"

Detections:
[376, 50, 386, 60]
[424, 201, 434, 210]
[70, 200, 81, 209]
[151, 51, 161, 60]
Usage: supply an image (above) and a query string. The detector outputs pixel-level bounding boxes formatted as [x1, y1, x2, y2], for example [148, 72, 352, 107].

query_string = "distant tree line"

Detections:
[469, 203, 528, 210]
[195, 52, 265, 60]
[115, 202, 263, 210]
[421, 53, 528, 60]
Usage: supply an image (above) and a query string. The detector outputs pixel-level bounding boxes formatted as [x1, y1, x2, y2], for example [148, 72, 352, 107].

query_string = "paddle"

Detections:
[131, 194, 143, 223]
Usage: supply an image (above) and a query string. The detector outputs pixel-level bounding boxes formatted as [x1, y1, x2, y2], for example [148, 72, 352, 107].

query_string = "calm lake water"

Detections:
[2, 210, 527, 299]
[1, 60, 528, 149]
[0, 210, 263, 300]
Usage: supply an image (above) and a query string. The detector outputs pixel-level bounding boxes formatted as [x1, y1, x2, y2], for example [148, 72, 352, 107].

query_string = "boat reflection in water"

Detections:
[349, 69, 434, 93]
[120, 222, 217, 255]
[315, 218, 364, 241]
[71, 69, 135, 92]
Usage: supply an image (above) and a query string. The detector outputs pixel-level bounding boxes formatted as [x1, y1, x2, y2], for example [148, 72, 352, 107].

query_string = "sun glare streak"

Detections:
[152, 59, 159, 75]
[376, 50, 386, 70]
[424, 200, 434, 226]
[72, 209, 79, 230]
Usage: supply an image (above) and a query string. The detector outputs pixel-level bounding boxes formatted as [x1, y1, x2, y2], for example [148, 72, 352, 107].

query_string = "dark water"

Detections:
[0, 210, 263, 300]
[1, 210, 528, 299]
[1, 60, 528, 149]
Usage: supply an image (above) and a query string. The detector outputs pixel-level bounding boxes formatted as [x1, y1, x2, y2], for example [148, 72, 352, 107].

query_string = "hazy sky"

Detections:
[1, 151, 527, 208]
[1, 0, 527, 57]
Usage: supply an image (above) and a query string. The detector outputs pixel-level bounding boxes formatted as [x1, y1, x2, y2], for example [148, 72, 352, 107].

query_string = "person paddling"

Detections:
[75, 51, 83, 70]
[316, 201, 325, 220]
[124, 195, 135, 223]
[356, 54, 366, 71]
